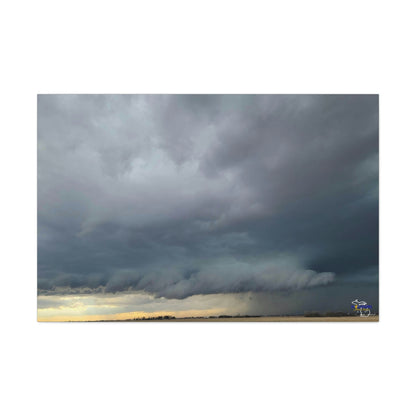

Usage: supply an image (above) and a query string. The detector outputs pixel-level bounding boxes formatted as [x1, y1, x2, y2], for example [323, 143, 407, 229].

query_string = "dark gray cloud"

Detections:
[38, 95, 378, 311]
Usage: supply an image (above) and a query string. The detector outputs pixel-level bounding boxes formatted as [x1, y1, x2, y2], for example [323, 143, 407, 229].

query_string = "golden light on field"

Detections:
[38, 308, 226, 322]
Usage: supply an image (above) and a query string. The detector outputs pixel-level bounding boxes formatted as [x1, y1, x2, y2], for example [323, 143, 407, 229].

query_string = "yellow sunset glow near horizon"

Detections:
[38, 308, 226, 322]
[36, 292, 239, 322]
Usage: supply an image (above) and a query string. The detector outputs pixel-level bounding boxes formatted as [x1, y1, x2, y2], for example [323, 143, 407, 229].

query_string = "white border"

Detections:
[1, 1, 415, 415]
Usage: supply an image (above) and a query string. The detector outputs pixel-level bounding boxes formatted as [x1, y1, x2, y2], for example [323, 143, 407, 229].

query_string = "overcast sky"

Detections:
[37, 95, 378, 320]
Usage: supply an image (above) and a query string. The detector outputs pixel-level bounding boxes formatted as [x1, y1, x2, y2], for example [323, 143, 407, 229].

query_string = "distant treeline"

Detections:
[132, 315, 176, 320]
[132, 313, 361, 320]
[131, 314, 264, 320]
[91, 312, 378, 322]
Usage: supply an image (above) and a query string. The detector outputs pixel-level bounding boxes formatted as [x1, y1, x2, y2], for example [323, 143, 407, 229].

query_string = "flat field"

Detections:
[128, 316, 379, 322]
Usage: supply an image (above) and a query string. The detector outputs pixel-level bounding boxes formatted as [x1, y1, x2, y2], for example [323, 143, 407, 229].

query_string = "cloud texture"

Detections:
[38, 95, 378, 307]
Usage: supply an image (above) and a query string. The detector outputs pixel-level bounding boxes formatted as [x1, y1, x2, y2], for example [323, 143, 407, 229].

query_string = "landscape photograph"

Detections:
[37, 94, 379, 322]
[6, 3, 416, 416]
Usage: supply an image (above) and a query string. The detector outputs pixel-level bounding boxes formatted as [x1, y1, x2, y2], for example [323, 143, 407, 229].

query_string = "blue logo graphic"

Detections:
[351, 299, 374, 317]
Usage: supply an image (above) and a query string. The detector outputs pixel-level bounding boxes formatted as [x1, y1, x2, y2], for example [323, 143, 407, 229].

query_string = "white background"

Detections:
[1, 1, 415, 415]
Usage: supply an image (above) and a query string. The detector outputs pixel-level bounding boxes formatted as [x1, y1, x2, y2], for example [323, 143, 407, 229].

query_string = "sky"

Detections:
[37, 95, 378, 321]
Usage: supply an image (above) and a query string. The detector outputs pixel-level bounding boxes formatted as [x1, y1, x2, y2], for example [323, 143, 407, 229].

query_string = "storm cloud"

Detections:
[38, 95, 378, 312]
